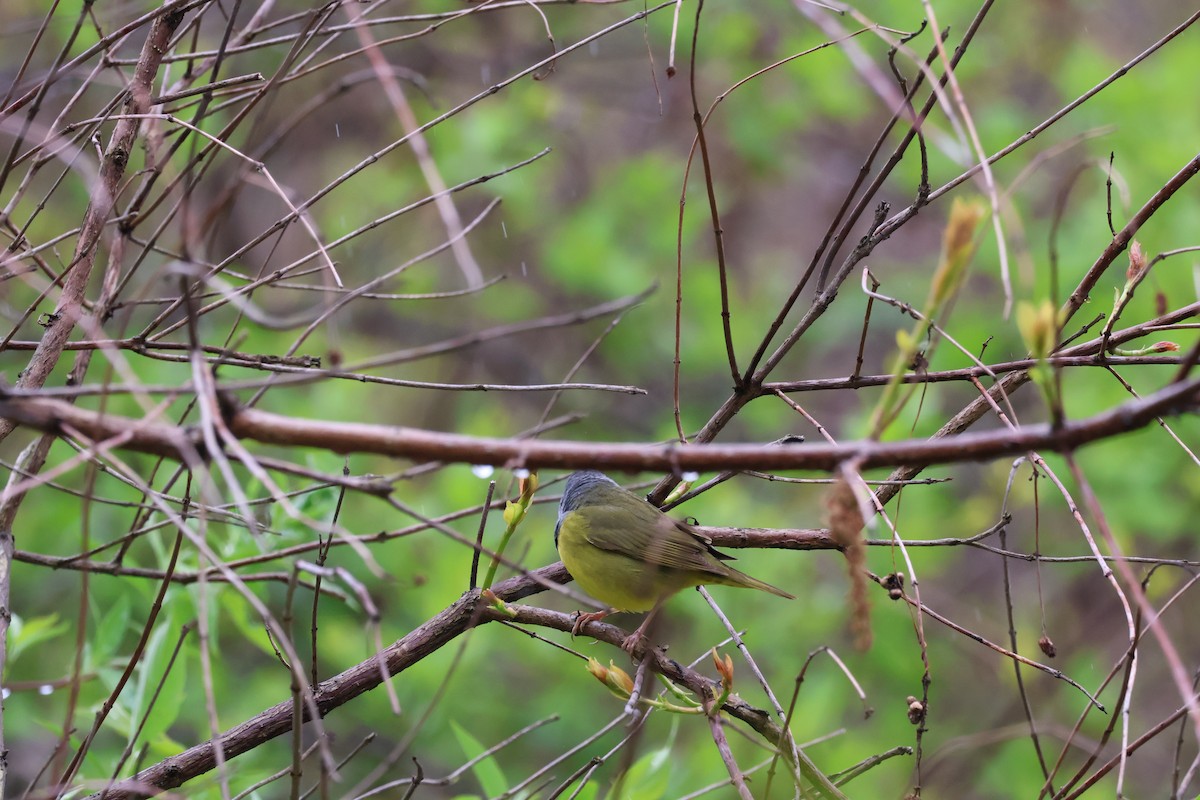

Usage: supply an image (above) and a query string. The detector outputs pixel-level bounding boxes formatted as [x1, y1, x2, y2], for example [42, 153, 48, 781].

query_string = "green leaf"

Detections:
[88, 592, 133, 671]
[451, 719, 508, 797]
[219, 588, 276, 657]
[271, 485, 340, 541]
[619, 738, 674, 800]
[8, 612, 70, 666]
[570, 783, 599, 800]
[128, 622, 187, 748]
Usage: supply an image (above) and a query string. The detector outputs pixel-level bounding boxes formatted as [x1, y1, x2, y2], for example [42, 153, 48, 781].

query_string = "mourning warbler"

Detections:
[554, 470, 793, 652]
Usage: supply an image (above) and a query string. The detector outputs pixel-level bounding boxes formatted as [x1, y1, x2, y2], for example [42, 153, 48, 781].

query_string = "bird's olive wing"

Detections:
[581, 494, 730, 575]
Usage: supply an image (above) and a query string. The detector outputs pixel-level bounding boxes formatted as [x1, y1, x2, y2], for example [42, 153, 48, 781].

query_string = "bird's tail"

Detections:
[724, 569, 795, 600]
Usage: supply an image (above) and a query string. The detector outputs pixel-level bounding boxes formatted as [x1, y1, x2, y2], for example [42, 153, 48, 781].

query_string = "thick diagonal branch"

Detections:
[0, 5, 186, 443]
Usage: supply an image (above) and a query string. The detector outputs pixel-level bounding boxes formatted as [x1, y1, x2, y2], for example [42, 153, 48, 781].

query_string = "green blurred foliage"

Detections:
[1, 0, 1198, 797]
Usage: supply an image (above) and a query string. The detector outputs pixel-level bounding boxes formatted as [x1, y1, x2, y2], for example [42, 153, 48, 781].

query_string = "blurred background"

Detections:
[1, 0, 1198, 797]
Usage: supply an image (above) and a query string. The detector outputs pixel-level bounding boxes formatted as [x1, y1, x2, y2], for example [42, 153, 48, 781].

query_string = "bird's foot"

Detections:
[571, 609, 611, 638]
[619, 630, 647, 655]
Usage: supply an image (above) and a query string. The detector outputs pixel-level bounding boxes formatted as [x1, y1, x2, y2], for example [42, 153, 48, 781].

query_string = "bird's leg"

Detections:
[620, 602, 663, 655]
[571, 608, 614, 637]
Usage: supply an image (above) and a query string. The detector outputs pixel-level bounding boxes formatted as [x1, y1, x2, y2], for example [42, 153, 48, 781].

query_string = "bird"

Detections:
[554, 470, 793, 653]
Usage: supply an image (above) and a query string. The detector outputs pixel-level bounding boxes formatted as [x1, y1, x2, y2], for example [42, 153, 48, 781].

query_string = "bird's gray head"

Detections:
[554, 471, 617, 546]
[558, 470, 618, 515]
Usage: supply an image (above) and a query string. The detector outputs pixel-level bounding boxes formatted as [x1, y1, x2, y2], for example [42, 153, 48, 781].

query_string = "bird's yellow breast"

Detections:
[556, 510, 705, 611]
